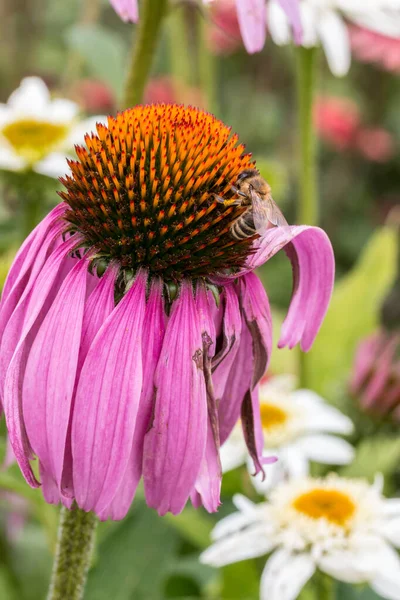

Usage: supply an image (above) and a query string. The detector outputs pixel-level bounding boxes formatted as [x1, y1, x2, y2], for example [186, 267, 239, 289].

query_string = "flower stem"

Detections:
[47, 506, 97, 600]
[296, 46, 318, 390]
[123, 0, 168, 108]
[296, 46, 318, 226]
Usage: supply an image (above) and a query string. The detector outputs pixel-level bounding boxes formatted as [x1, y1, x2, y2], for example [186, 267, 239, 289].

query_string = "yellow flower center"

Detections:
[2, 119, 68, 163]
[292, 488, 356, 526]
[260, 402, 288, 430]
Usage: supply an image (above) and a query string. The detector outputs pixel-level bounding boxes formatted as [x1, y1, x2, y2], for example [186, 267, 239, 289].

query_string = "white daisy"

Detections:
[220, 375, 354, 493]
[0, 77, 106, 179]
[201, 474, 400, 600]
[268, 0, 400, 76]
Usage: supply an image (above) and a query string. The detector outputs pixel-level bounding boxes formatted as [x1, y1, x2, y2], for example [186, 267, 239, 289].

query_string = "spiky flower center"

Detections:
[292, 489, 356, 526]
[60, 104, 257, 280]
[3, 119, 68, 162]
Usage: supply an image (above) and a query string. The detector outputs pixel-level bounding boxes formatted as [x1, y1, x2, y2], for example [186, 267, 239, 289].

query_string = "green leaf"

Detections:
[64, 24, 128, 100]
[339, 435, 400, 482]
[305, 227, 397, 397]
[0, 565, 18, 600]
[0, 468, 59, 549]
[336, 582, 384, 599]
[220, 561, 260, 600]
[164, 507, 214, 549]
[85, 503, 180, 600]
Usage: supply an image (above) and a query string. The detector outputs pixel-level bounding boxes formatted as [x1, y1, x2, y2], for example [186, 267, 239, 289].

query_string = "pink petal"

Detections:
[239, 272, 272, 387]
[109, 0, 138, 22]
[196, 283, 216, 357]
[61, 265, 118, 499]
[235, 0, 266, 53]
[99, 277, 166, 521]
[193, 419, 222, 512]
[143, 281, 207, 516]
[1, 203, 66, 302]
[218, 324, 253, 445]
[2, 237, 81, 488]
[241, 384, 264, 475]
[0, 221, 64, 385]
[72, 271, 146, 514]
[276, 0, 302, 44]
[22, 257, 88, 498]
[240, 226, 334, 352]
[78, 266, 118, 367]
[212, 284, 242, 398]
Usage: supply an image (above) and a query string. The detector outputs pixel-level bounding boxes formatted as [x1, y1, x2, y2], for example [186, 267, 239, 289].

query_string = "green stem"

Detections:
[47, 506, 97, 600]
[198, 8, 217, 114]
[296, 46, 318, 226]
[296, 46, 318, 390]
[123, 0, 168, 108]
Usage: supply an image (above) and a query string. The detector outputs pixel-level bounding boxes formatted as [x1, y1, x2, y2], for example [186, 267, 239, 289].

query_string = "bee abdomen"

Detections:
[230, 211, 256, 240]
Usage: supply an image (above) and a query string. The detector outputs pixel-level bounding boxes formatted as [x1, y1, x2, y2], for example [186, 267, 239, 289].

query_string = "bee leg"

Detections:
[214, 194, 226, 204]
[231, 185, 247, 198]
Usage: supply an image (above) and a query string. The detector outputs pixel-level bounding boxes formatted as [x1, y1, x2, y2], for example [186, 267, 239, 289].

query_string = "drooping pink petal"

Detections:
[276, 0, 302, 45]
[109, 0, 138, 23]
[196, 283, 216, 357]
[143, 280, 207, 516]
[235, 0, 266, 54]
[239, 272, 272, 387]
[0, 220, 64, 379]
[61, 265, 118, 499]
[1, 203, 66, 302]
[72, 270, 146, 514]
[193, 419, 222, 512]
[2, 236, 81, 488]
[239, 226, 334, 352]
[212, 284, 242, 398]
[78, 265, 118, 367]
[193, 327, 222, 512]
[99, 277, 166, 521]
[22, 257, 88, 498]
[241, 384, 264, 475]
[218, 324, 253, 445]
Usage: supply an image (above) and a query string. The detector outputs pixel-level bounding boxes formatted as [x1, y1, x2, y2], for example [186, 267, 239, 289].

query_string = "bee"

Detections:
[216, 169, 287, 241]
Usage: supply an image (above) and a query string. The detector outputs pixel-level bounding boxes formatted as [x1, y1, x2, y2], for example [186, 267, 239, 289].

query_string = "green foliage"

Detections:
[339, 436, 400, 483]
[65, 24, 128, 101]
[220, 561, 260, 600]
[304, 227, 398, 398]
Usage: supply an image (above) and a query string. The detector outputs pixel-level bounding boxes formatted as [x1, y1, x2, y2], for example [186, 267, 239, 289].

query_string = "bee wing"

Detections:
[250, 188, 272, 234]
[265, 195, 288, 227]
[251, 189, 288, 232]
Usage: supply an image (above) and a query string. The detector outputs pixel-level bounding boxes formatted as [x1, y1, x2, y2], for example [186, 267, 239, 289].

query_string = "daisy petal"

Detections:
[317, 10, 351, 77]
[261, 549, 315, 600]
[293, 433, 354, 465]
[34, 153, 70, 179]
[201, 522, 274, 567]
[8, 77, 50, 117]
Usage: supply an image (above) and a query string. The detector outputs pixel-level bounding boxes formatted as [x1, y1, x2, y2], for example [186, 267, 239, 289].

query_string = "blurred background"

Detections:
[0, 0, 399, 598]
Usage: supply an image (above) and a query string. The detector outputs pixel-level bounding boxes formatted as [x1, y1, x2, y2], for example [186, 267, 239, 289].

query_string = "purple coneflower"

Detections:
[0, 104, 334, 519]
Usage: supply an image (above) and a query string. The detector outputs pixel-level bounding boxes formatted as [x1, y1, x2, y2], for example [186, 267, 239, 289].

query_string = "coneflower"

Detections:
[0, 104, 334, 518]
